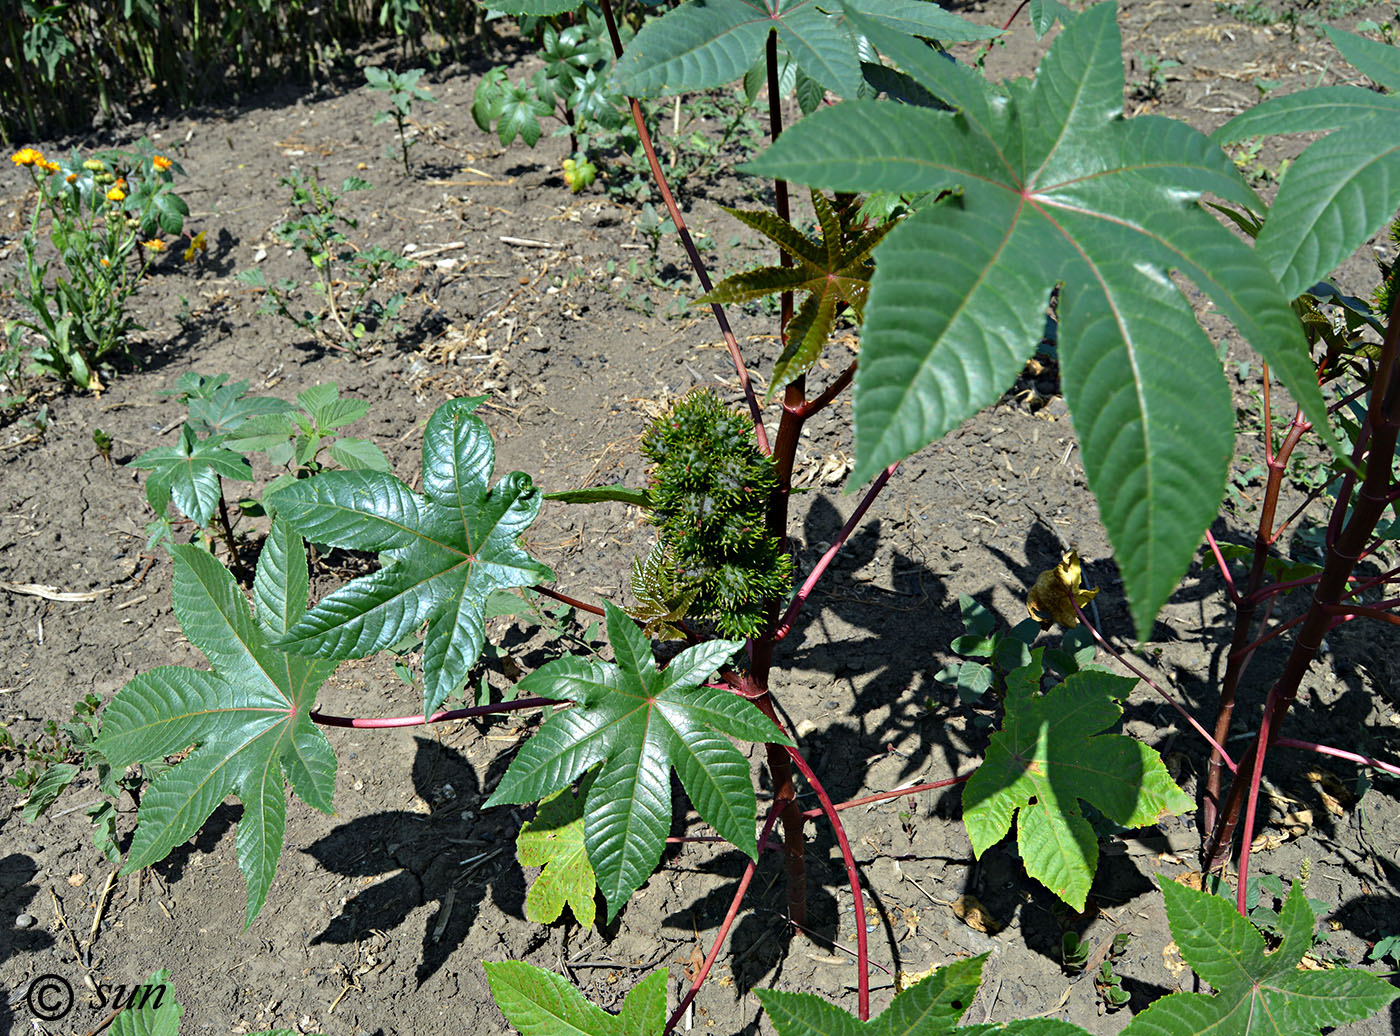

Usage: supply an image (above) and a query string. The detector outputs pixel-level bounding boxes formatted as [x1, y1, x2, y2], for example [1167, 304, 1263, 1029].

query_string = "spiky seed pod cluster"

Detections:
[641, 390, 792, 639]
[1374, 215, 1400, 319]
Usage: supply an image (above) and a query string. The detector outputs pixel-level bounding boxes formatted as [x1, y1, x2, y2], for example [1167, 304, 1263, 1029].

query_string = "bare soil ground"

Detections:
[2, 2, 1399, 1033]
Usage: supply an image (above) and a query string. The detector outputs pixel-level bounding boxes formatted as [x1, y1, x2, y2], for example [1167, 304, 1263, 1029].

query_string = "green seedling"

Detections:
[364, 65, 437, 174]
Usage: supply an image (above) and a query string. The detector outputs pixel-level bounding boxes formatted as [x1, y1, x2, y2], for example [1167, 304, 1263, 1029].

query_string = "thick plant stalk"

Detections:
[1203, 295, 1400, 878]
[1202, 372, 1311, 835]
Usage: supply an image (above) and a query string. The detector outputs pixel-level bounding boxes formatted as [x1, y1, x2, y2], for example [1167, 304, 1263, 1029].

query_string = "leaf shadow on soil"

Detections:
[302, 735, 501, 986]
[0, 851, 56, 1033]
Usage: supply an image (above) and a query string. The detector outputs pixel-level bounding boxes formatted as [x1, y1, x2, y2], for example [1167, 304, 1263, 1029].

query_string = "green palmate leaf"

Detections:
[757, 954, 1083, 1036]
[1122, 880, 1398, 1036]
[486, 962, 667, 1036]
[486, 602, 783, 920]
[131, 425, 253, 528]
[95, 522, 338, 926]
[268, 399, 553, 715]
[613, 0, 993, 99]
[961, 655, 1193, 910]
[744, 2, 1325, 637]
[699, 189, 895, 397]
[110, 969, 182, 1036]
[517, 782, 598, 928]
[613, 0, 865, 98]
[1214, 27, 1400, 301]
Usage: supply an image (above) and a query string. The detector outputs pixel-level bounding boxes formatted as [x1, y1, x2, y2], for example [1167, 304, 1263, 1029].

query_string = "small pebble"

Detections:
[15, 913, 36, 929]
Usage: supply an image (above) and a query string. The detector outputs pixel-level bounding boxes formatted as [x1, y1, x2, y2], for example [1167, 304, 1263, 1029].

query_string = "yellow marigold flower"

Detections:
[11, 147, 44, 166]
[39, 159, 60, 174]
[1027, 550, 1100, 630]
[151, 154, 172, 171]
[141, 238, 166, 251]
[106, 186, 126, 202]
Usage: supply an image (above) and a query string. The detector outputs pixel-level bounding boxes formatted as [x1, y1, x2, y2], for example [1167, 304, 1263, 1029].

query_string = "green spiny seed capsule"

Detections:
[640, 390, 791, 639]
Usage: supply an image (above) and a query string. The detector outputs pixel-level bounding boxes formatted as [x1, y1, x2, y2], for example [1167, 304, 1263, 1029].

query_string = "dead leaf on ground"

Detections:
[1162, 941, 1188, 976]
[952, 894, 1003, 934]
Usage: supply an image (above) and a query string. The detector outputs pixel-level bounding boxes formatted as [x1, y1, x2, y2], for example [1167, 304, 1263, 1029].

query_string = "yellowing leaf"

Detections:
[1027, 550, 1099, 629]
[517, 783, 597, 928]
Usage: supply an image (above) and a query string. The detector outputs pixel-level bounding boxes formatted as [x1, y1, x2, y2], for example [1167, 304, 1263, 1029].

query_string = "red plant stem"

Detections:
[1204, 530, 1242, 605]
[1273, 737, 1400, 779]
[1073, 604, 1236, 770]
[797, 360, 857, 419]
[662, 799, 785, 1036]
[1323, 602, 1400, 627]
[1235, 688, 1275, 915]
[785, 744, 870, 1020]
[800, 775, 969, 819]
[310, 696, 558, 728]
[1242, 571, 1323, 605]
[771, 463, 899, 643]
[530, 584, 606, 616]
[594, 0, 768, 450]
[1203, 383, 1310, 832]
[1344, 563, 1400, 598]
[1204, 291, 1400, 876]
[1227, 609, 1309, 663]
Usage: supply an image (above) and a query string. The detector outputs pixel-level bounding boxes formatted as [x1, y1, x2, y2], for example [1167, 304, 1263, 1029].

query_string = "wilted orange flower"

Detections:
[106, 186, 125, 202]
[11, 147, 44, 166]
[66, 172, 78, 183]
[141, 238, 166, 251]
[151, 154, 172, 171]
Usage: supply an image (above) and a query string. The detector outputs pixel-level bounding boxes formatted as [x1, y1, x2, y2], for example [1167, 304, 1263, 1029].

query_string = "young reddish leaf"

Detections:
[486, 961, 668, 1036]
[517, 783, 597, 928]
[744, 2, 1325, 639]
[961, 656, 1193, 911]
[1123, 880, 1398, 1036]
[267, 398, 553, 715]
[700, 190, 896, 398]
[95, 521, 338, 927]
[486, 603, 784, 920]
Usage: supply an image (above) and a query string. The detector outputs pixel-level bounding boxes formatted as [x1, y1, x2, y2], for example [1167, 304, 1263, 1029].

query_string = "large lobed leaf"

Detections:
[486, 961, 668, 1036]
[611, 0, 994, 100]
[758, 953, 1090, 1035]
[486, 602, 785, 920]
[131, 424, 253, 528]
[267, 398, 553, 715]
[744, 2, 1328, 637]
[1122, 880, 1398, 1036]
[1214, 26, 1400, 300]
[95, 520, 339, 926]
[962, 655, 1193, 910]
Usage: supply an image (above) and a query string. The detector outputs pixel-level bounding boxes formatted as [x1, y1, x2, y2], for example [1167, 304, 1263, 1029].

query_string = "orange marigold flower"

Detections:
[11, 147, 44, 166]
[141, 238, 166, 251]
[66, 173, 78, 184]
[106, 186, 126, 202]
[151, 154, 172, 171]
[39, 159, 60, 174]
[99, 257, 111, 267]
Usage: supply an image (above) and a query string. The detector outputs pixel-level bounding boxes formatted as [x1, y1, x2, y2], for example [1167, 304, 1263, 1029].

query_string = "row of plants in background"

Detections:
[6, 142, 192, 392]
[1, 0, 483, 145]
[11, 1, 1400, 1035]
